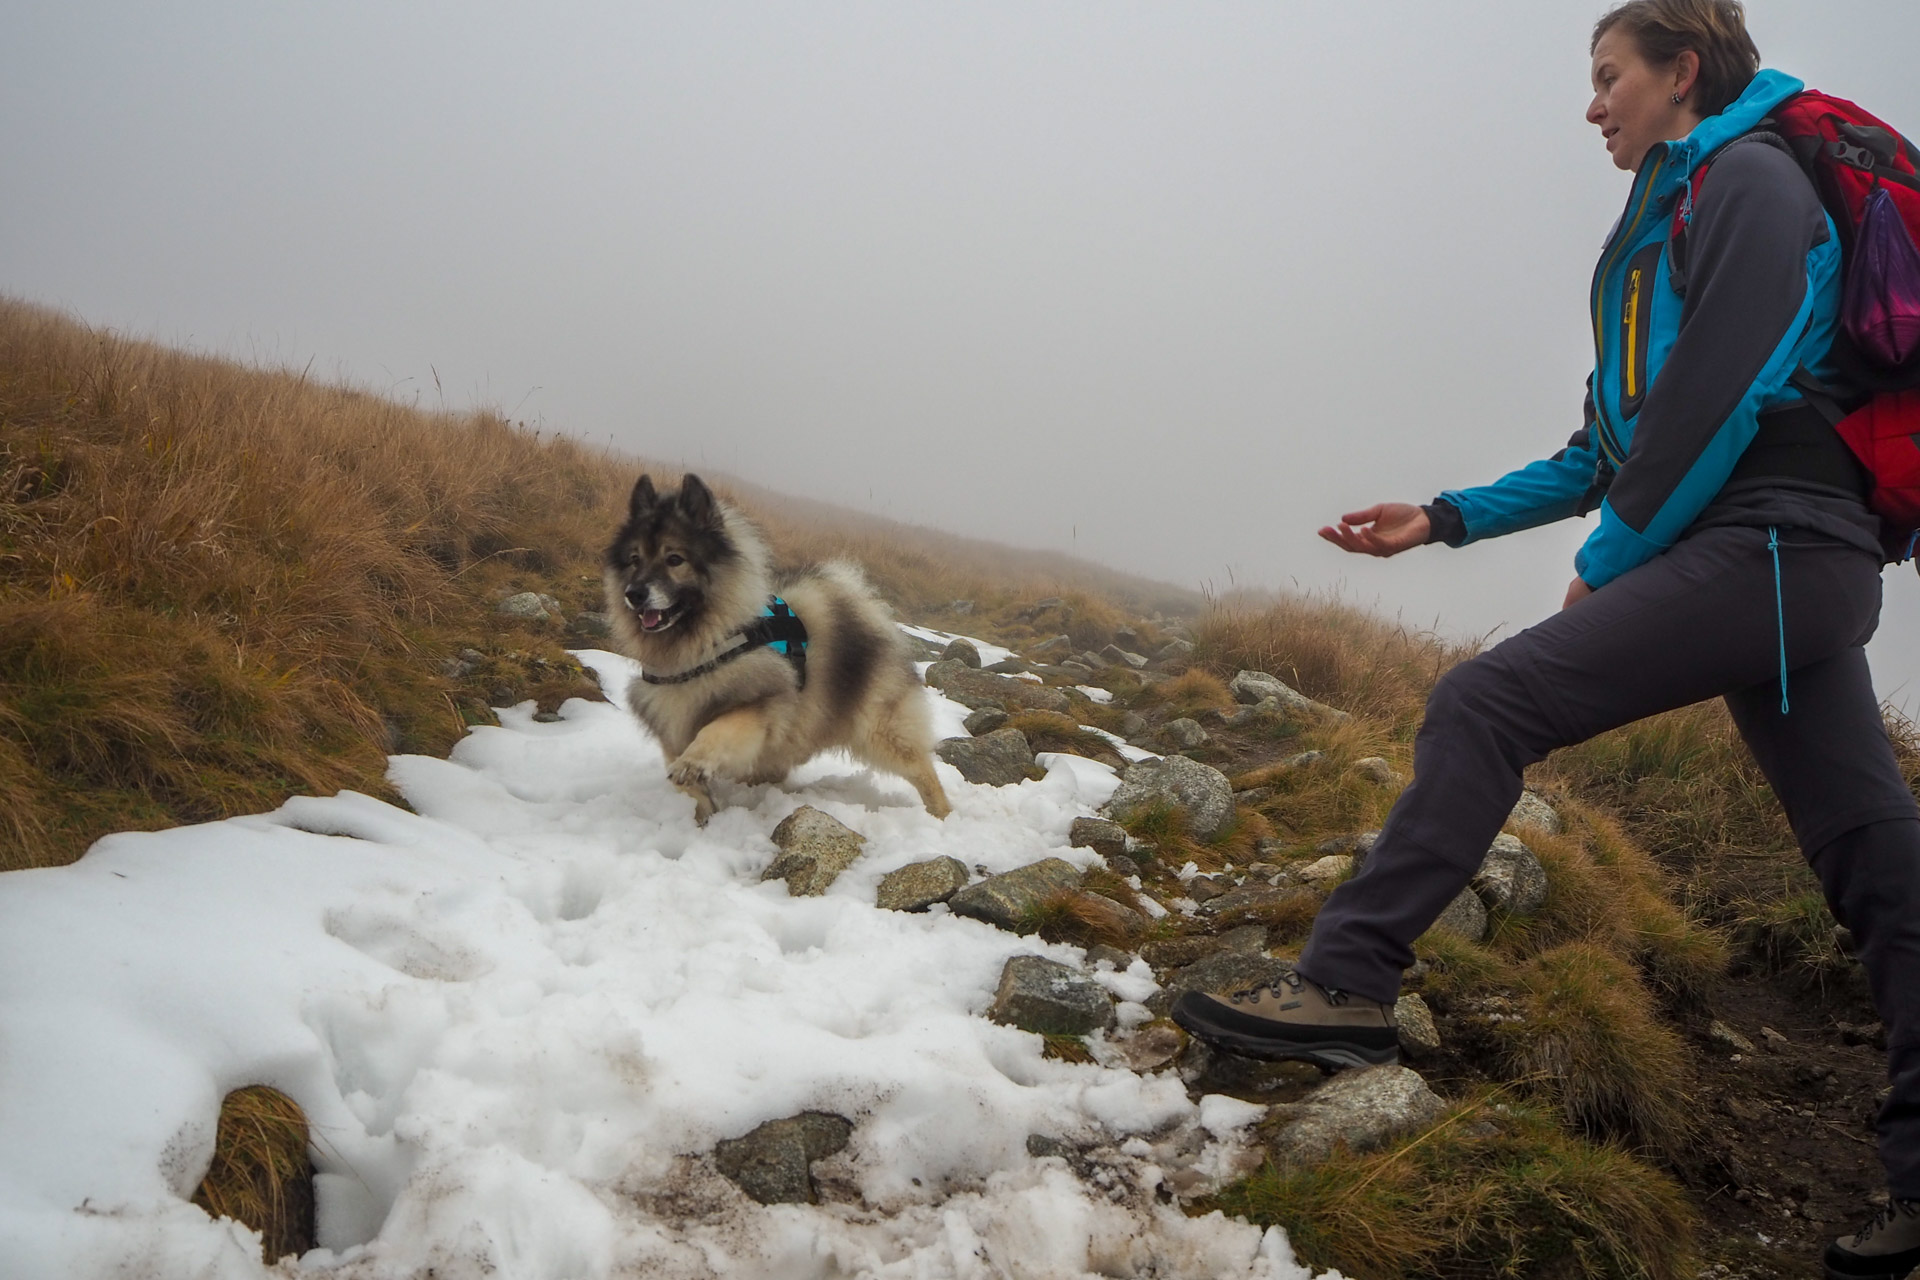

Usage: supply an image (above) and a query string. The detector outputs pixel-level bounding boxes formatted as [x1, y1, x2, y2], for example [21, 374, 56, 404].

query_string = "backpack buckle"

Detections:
[1829, 140, 1878, 171]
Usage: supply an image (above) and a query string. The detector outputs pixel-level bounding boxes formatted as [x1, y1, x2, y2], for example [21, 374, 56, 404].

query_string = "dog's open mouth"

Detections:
[635, 601, 684, 633]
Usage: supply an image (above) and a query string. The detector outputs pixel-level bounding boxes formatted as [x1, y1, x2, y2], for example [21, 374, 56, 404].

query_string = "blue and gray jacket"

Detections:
[1426, 70, 1881, 585]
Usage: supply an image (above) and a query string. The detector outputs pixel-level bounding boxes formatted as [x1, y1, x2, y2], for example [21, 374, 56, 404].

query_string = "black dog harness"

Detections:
[637, 596, 809, 689]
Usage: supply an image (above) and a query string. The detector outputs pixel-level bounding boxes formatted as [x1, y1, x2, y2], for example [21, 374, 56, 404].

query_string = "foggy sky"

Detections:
[6, 1, 1920, 707]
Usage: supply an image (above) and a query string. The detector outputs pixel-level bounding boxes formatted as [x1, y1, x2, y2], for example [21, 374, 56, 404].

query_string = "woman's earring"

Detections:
[1672, 93, 1684, 104]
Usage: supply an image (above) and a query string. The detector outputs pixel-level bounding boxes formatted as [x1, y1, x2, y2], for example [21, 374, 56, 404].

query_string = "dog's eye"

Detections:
[626, 550, 640, 566]
[665, 553, 686, 568]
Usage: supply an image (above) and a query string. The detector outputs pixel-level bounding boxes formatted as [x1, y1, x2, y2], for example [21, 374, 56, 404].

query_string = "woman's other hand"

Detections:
[1562, 576, 1593, 609]
[1318, 504, 1430, 558]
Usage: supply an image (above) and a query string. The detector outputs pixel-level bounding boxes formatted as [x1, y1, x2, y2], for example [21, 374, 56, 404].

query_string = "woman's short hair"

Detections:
[1592, 0, 1762, 118]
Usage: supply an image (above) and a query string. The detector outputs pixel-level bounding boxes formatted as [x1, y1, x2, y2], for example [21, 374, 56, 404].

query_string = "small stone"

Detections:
[962, 705, 1011, 736]
[1085, 943, 1136, 971]
[1761, 1026, 1791, 1051]
[940, 668, 1072, 714]
[1228, 671, 1350, 721]
[1101, 644, 1149, 670]
[1507, 790, 1562, 835]
[1026, 1133, 1073, 1159]
[1101, 756, 1236, 842]
[1197, 884, 1302, 926]
[1708, 1020, 1757, 1055]
[532, 709, 563, 723]
[1471, 834, 1550, 917]
[1266, 1066, 1448, 1167]
[1068, 817, 1130, 860]
[937, 729, 1037, 787]
[1118, 712, 1150, 740]
[1214, 924, 1270, 955]
[1317, 831, 1381, 858]
[1352, 757, 1405, 788]
[948, 859, 1083, 933]
[1297, 855, 1354, 889]
[763, 806, 867, 896]
[1104, 853, 1142, 879]
[1430, 888, 1488, 943]
[1160, 718, 1209, 750]
[714, 1112, 854, 1205]
[567, 610, 612, 639]
[1394, 993, 1443, 1057]
[1115, 1021, 1187, 1073]
[1186, 876, 1229, 905]
[496, 591, 553, 621]
[989, 955, 1116, 1035]
[1234, 787, 1273, 806]
[1153, 639, 1196, 665]
[941, 638, 983, 668]
[923, 658, 966, 689]
[875, 857, 971, 911]
[1026, 635, 1073, 662]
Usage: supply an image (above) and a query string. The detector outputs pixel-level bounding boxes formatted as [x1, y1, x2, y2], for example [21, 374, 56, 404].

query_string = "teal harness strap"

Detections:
[637, 595, 809, 688]
[1768, 527, 1789, 715]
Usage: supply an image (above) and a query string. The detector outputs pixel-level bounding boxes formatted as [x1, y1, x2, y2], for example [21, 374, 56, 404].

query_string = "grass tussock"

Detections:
[0, 298, 1198, 865]
[1112, 802, 1272, 874]
[1500, 944, 1697, 1158]
[1193, 590, 1477, 729]
[1131, 669, 1235, 719]
[1004, 710, 1126, 768]
[1203, 1095, 1696, 1280]
[1030, 888, 1144, 950]
[191, 1086, 313, 1262]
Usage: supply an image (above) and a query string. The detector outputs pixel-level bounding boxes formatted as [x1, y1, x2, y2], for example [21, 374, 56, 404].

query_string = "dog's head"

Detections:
[604, 473, 738, 636]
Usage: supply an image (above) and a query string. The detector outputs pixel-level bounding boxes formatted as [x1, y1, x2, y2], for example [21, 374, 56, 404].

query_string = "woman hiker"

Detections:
[1169, 3, 1920, 1276]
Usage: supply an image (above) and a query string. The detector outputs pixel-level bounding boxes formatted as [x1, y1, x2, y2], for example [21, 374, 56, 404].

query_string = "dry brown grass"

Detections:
[1204, 1094, 1697, 1280]
[1004, 710, 1126, 768]
[0, 298, 1198, 866]
[1193, 590, 1478, 729]
[191, 1086, 313, 1262]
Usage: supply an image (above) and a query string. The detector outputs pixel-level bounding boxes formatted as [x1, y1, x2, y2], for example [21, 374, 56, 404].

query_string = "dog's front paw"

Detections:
[668, 758, 717, 825]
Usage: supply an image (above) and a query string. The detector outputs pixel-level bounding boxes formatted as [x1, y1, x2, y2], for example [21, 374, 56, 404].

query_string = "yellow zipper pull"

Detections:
[1624, 269, 1643, 399]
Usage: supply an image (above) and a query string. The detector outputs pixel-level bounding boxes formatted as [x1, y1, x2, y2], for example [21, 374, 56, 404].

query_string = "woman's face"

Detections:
[1586, 28, 1698, 173]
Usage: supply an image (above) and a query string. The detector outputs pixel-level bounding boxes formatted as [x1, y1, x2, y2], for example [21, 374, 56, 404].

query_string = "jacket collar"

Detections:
[1646, 68, 1804, 200]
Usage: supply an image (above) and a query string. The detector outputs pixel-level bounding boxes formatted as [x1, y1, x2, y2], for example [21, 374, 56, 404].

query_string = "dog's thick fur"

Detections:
[602, 473, 951, 824]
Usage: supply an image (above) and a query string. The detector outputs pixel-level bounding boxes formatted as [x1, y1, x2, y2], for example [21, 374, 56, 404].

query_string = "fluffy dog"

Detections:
[603, 473, 951, 824]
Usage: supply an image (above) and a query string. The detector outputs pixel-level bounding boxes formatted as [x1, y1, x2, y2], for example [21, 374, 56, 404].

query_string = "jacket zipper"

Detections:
[1624, 268, 1643, 400]
[1590, 150, 1667, 466]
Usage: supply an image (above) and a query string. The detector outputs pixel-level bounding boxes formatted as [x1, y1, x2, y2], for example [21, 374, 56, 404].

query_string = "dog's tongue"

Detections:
[641, 608, 663, 630]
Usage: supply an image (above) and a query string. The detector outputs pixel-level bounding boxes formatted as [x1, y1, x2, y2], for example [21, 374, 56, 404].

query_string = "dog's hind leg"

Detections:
[854, 703, 952, 819]
[670, 705, 774, 825]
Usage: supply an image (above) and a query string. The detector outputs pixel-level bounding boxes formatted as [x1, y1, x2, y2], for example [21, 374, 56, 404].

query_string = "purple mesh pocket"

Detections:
[1844, 186, 1920, 368]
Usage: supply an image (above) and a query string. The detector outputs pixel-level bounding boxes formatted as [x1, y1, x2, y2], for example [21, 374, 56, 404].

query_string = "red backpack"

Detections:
[1677, 90, 1920, 551]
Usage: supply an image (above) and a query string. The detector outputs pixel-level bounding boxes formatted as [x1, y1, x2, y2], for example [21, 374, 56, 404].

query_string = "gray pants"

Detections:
[1296, 524, 1920, 1194]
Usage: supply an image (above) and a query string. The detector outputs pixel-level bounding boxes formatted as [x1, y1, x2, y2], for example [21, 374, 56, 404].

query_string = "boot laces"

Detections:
[1856, 1198, 1920, 1245]
[1228, 971, 1348, 1006]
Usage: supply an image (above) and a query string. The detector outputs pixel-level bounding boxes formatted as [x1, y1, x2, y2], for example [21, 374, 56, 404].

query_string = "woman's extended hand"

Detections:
[1318, 504, 1430, 558]
[1562, 576, 1593, 610]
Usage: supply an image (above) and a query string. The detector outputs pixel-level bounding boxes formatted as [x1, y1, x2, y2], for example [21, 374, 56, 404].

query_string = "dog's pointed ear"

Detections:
[628, 475, 658, 520]
[677, 474, 721, 530]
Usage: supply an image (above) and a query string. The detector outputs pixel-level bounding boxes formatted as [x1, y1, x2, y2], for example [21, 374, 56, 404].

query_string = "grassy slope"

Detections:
[0, 298, 1197, 868]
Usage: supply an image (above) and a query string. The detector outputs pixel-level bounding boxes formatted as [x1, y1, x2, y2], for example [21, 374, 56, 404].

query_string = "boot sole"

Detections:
[1171, 999, 1399, 1071]
[1824, 1260, 1920, 1280]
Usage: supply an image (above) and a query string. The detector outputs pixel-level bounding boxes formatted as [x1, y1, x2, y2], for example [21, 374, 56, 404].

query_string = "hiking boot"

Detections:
[1170, 970, 1399, 1070]
[1827, 1199, 1920, 1279]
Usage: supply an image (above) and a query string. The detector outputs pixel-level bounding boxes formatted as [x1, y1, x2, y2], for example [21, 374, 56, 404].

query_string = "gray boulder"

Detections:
[567, 610, 612, 639]
[497, 591, 562, 622]
[763, 806, 867, 896]
[962, 705, 1010, 736]
[939, 668, 1072, 714]
[941, 637, 983, 668]
[1101, 644, 1149, 670]
[1026, 634, 1073, 662]
[1394, 993, 1443, 1057]
[922, 658, 966, 689]
[1471, 834, 1550, 916]
[1160, 718, 1209, 750]
[948, 859, 1083, 933]
[876, 857, 971, 912]
[1431, 887, 1489, 942]
[989, 955, 1116, 1035]
[937, 728, 1036, 787]
[1153, 639, 1196, 665]
[1266, 1066, 1447, 1166]
[1508, 790, 1563, 835]
[713, 1112, 854, 1205]
[1068, 817, 1130, 860]
[1228, 670, 1349, 721]
[1101, 756, 1236, 842]
[1351, 757, 1406, 788]
[1297, 854, 1355, 890]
